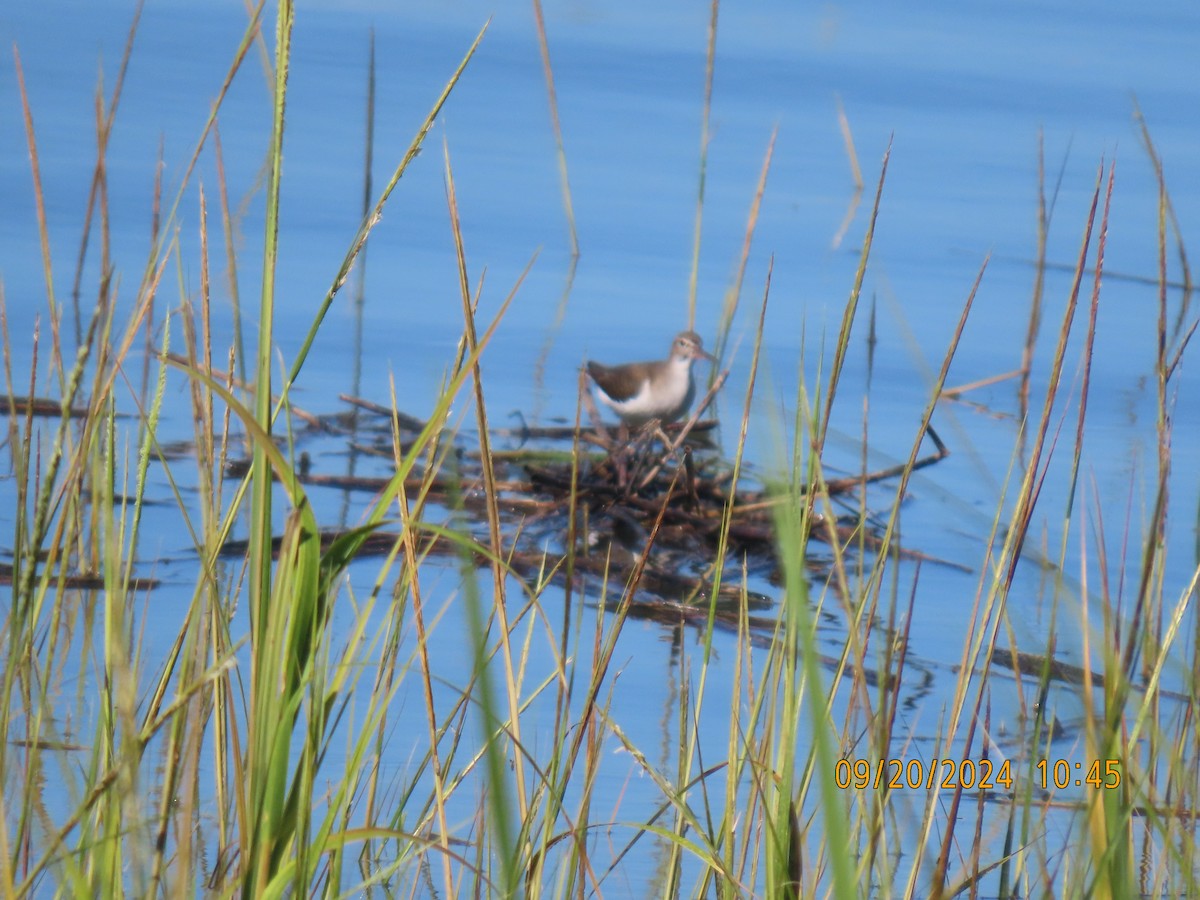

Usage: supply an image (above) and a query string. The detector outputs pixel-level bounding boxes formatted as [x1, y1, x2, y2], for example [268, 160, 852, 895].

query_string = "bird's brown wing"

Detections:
[586, 361, 641, 402]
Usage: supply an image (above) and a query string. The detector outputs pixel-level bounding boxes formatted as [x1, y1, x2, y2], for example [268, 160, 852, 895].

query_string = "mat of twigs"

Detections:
[223, 393, 958, 620]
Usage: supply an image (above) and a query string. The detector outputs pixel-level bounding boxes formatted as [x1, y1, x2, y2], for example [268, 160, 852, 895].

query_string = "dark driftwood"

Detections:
[208, 396, 966, 642]
[0, 563, 159, 591]
[0, 395, 90, 418]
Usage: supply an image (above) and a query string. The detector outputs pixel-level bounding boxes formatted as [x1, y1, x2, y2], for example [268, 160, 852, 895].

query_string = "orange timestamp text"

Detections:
[834, 757, 1122, 792]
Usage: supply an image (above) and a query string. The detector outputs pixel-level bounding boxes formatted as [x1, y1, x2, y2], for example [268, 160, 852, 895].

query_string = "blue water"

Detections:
[3, 0, 1199, 893]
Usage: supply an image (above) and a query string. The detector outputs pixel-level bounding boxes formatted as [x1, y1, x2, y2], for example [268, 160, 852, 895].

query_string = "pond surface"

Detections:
[3, 0, 1199, 894]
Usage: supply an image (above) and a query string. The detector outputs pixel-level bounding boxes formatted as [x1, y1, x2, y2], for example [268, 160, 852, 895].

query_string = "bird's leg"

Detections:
[618, 431, 631, 490]
[682, 444, 699, 510]
[652, 422, 673, 451]
[635, 420, 694, 493]
[621, 419, 665, 496]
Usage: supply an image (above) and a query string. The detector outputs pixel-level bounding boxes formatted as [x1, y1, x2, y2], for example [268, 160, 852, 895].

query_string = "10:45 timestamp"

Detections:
[1038, 758, 1121, 790]
[834, 757, 1122, 791]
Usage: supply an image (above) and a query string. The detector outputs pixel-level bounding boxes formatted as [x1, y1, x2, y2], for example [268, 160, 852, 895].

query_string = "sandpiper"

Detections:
[586, 331, 715, 427]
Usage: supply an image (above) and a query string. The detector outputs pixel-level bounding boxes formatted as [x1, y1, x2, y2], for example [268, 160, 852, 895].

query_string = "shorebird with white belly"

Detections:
[585, 331, 715, 428]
